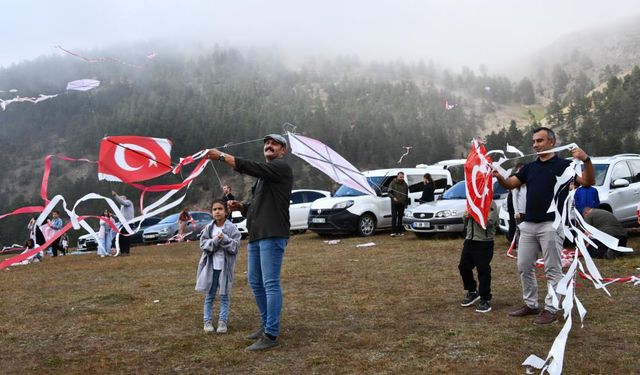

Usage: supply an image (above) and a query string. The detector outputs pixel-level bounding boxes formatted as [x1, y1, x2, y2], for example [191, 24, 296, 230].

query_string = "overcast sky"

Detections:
[2, 0, 639, 71]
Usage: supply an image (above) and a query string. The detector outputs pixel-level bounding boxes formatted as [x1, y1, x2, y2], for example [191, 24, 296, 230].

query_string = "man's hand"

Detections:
[515, 213, 521, 220]
[227, 200, 243, 211]
[570, 146, 588, 162]
[207, 149, 222, 161]
[111, 190, 117, 196]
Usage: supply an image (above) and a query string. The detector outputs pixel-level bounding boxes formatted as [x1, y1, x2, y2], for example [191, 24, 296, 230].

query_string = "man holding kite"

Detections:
[207, 134, 293, 351]
[494, 127, 594, 325]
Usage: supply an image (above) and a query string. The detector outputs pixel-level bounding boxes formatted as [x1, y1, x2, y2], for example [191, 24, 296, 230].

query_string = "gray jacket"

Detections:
[463, 201, 498, 241]
[195, 220, 242, 295]
[113, 194, 134, 221]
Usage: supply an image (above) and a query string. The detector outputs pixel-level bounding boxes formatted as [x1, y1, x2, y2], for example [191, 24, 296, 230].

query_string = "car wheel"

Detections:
[357, 214, 376, 237]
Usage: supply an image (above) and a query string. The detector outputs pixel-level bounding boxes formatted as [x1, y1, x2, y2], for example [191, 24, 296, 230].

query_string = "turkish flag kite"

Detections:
[98, 136, 172, 182]
[465, 140, 493, 229]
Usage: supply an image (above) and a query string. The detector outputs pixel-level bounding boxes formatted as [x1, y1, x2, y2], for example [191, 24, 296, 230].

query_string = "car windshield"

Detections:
[158, 213, 179, 224]
[593, 164, 608, 186]
[334, 176, 385, 197]
[442, 180, 507, 200]
[442, 181, 466, 199]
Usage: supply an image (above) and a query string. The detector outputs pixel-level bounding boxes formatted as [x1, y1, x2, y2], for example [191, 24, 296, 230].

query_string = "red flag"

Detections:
[465, 140, 493, 229]
[98, 136, 172, 182]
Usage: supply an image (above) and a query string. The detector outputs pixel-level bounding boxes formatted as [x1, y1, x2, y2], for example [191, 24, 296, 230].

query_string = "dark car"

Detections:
[76, 216, 162, 251]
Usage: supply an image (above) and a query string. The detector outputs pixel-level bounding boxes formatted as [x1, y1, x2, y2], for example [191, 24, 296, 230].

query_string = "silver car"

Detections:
[142, 211, 212, 243]
[403, 180, 508, 237]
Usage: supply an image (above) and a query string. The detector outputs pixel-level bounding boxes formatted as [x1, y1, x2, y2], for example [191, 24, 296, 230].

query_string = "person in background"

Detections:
[98, 210, 114, 258]
[418, 173, 435, 204]
[389, 171, 409, 237]
[574, 180, 600, 217]
[458, 201, 498, 313]
[178, 208, 192, 241]
[112, 191, 134, 256]
[221, 185, 235, 204]
[196, 199, 242, 334]
[207, 133, 293, 351]
[582, 207, 627, 259]
[47, 210, 65, 257]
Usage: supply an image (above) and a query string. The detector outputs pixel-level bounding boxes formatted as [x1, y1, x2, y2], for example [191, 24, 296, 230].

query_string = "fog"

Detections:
[2, 0, 639, 71]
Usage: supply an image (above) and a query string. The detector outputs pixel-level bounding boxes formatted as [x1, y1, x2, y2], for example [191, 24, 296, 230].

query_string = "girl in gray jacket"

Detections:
[196, 199, 241, 333]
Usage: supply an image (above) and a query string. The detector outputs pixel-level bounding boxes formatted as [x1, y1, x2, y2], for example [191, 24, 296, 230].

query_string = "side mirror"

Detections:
[611, 178, 630, 188]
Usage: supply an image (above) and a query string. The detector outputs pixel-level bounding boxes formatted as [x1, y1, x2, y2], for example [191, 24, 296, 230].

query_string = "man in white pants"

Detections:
[494, 127, 594, 325]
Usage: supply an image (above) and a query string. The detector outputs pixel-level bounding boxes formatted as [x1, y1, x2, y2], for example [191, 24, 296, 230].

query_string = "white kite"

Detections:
[66, 79, 100, 92]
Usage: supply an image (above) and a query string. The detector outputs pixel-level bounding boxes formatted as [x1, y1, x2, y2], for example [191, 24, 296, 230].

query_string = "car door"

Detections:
[624, 159, 640, 222]
[289, 191, 307, 230]
[606, 161, 636, 222]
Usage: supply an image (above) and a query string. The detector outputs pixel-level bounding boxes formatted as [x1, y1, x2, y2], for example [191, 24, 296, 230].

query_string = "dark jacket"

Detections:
[235, 157, 293, 242]
[389, 179, 409, 207]
[419, 182, 435, 203]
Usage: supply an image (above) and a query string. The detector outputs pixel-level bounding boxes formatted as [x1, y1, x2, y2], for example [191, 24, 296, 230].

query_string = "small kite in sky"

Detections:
[66, 79, 101, 92]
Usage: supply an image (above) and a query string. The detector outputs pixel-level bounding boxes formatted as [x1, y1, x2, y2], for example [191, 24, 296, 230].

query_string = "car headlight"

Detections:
[159, 228, 169, 235]
[404, 209, 413, 217]
[332, 200, 354, 210]
[435, 209, 458, 218]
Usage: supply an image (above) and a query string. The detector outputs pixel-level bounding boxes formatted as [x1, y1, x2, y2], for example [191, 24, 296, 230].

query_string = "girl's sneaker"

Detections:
[216, 321, 228, 333]
[204, 321, 214, 333]
[475, 300, 492, 313]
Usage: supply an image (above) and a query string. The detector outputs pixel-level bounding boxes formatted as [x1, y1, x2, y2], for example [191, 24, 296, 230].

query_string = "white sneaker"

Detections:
[390, 233, 397, 237]
[216, 321, 227, 333]
[204, 321, 214, 333]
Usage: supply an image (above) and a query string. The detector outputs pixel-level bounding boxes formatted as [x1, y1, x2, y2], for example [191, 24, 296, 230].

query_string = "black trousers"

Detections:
[458, 239, 494, 301]
[51, 237, 65, 256]
[119, 234, 131, 254]
[391, 202, 405, 234]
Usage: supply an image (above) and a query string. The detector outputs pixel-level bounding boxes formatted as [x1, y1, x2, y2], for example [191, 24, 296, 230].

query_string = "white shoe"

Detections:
[390, 233, 397, 237]
[216, 320, 227, 333]
[100, 255, 106, 258]
[204, 321, 214, 333]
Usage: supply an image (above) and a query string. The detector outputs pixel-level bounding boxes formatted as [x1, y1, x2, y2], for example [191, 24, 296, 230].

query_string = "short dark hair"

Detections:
[211, 199, 228, 212]
[423, 173, 433, 182]
[397, 171, 405, 176]
[533, 126, 556, 141]
[52, 210, 60, 215]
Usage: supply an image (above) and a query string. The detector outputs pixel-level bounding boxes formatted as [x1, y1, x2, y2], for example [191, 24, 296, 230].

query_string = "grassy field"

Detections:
[1, 232, 639, 374]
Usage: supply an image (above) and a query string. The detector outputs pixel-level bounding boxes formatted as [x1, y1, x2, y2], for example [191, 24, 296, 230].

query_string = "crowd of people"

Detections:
[14, 127, 637, 353]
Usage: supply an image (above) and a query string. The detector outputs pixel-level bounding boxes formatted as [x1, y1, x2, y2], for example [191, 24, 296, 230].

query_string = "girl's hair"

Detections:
[211, 199, 228, 212]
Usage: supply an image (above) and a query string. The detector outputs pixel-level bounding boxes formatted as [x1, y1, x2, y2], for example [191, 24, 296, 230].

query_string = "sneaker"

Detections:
[203, 321, 214, 333]
[216, 320, 227, 334]
[246, 333, 279, 351]
[508, 305, 540, 317]
[397, 233, 405, 237]
[389, 233, 397, 237]
[534, 309, 559, 325]
[475, 300, 492, 313]
[244, 327, 264, 340]
[461, 291, 480, 307]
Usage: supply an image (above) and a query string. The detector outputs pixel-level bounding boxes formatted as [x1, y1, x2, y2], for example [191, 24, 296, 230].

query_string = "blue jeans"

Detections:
[247, 237, 287, 337]
[203, 269, 230, 323]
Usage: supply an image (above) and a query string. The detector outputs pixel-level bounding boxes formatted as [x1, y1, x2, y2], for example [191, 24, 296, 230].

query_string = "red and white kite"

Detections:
[98, 136, 172, 183]
[465, 140, 493, 229]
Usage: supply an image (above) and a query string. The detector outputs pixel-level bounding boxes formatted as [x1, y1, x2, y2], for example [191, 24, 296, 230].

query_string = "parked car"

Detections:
[231, 189, 331, 237]
[308, 167, 453, 236]
[498, 153, 640, 235]
[403, 180, 508, 237]
[77, 216, 162, 251]
[142, 211, 212, 243]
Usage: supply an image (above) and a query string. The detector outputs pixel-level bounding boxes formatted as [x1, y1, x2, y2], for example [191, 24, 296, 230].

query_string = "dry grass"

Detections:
[1, 232, 639, 374]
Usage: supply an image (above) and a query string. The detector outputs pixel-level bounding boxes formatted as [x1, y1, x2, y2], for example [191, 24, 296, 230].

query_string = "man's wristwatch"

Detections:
[218, 152, 226, 162]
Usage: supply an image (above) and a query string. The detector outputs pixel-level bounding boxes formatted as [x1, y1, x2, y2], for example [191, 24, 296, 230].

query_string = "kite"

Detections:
[98, 136, 173, 183]
[54, 45, 154, 68]
[396, 146, 413, 164]
[465, 140, 493, 229]
[66, 79, 100, 91]
[287, 132, 377, 196]
[0, 94, 58, 111]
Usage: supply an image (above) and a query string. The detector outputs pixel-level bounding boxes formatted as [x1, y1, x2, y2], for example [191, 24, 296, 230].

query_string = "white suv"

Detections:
[590, 154, 640, 226]
[307, 167, 453, 236]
